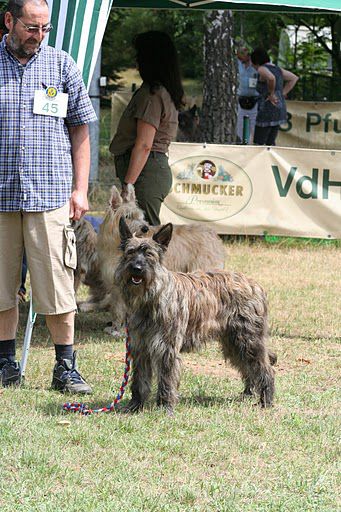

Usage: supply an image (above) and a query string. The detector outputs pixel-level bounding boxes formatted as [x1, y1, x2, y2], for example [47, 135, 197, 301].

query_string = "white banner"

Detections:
[278, 101, 341, 150]
[160, 143, 341, 239]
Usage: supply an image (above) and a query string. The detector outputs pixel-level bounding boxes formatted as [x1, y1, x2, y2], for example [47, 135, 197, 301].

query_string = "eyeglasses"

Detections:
[15, 17, 53, 34]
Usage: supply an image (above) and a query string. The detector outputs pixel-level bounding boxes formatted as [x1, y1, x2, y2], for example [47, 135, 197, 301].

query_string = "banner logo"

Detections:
[165, 156, 253, 221]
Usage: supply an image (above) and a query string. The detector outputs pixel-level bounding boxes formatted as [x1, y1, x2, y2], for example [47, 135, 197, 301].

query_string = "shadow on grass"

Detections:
[41, 392, 252, 417]
[180, 393, 251, 408]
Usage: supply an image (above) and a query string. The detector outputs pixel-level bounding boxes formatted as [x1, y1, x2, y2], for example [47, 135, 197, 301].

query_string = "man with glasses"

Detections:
[0, 0, 97, 393]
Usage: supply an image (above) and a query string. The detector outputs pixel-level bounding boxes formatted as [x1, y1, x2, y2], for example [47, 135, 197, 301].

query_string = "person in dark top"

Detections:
[251, 47, 298, 146]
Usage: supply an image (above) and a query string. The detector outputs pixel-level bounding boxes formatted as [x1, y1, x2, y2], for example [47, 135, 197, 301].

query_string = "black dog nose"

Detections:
[131, 263, 143, 275]
[141, 225, 149, 233]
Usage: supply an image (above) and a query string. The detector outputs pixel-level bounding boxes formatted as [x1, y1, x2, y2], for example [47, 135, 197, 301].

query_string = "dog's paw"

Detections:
[120, 400, 143, 414]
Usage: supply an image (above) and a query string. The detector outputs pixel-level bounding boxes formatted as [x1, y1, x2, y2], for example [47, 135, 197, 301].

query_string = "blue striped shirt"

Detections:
[0, 36, 97, 212]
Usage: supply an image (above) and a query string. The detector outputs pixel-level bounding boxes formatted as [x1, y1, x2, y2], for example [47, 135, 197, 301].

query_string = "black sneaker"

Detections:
[51, 351, 92, 394]
[0, 358, 21, 387]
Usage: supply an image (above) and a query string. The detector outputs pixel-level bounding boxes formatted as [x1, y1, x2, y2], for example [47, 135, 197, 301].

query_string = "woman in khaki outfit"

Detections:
[109, 31, 184, 225]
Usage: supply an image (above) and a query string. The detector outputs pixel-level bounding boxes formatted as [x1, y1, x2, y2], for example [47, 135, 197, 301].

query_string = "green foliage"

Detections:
[101, 8, 204, 85]
[101, 9, 340, 100]
[233, 12, 287, 58]
[281, 13, 341, 78]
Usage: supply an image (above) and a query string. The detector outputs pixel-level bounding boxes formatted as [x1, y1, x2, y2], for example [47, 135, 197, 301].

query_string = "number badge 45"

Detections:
[33, 86, 68, 118]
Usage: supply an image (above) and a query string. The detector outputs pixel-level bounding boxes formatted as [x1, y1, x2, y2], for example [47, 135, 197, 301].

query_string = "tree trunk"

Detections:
[201, 10, 237, 144]
[332, 16, 341, 78]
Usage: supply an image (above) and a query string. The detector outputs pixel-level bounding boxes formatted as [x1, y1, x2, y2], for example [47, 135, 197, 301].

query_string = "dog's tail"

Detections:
[268, 350, 277, 366]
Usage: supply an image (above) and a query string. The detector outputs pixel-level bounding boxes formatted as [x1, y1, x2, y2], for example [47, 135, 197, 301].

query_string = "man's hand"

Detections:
[69, 189, 89, 220]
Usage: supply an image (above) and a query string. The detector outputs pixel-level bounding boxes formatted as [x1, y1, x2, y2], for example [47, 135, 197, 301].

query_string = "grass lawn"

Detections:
[0, 242, 340, 511]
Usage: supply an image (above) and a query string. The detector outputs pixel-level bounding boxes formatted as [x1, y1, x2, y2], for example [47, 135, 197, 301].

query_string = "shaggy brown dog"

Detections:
[114, 217, 276, 414]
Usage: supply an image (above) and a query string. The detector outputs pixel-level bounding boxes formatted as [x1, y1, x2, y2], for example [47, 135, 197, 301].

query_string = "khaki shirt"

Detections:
[109, 82, 178, 156]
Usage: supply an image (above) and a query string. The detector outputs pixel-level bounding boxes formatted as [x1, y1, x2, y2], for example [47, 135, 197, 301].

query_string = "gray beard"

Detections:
[7, 34, 40, 59]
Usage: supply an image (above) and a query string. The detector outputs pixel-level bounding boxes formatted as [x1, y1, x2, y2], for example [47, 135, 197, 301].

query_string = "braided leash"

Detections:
[62, 325, 132, 416]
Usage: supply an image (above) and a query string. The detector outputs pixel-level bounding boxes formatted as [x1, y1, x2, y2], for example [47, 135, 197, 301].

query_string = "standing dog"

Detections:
[95, 184, 226, 333]
[115, 218, 276, 413]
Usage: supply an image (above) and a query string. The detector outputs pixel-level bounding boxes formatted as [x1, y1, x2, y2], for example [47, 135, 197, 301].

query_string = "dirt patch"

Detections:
[183, 359, 240, 379]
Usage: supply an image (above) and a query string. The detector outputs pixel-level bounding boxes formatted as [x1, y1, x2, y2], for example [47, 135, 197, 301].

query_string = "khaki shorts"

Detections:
[0, 203, 77, 315]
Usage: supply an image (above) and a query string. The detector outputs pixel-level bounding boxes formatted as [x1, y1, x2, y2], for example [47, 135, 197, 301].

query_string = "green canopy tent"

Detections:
[111, 0, 341, 14]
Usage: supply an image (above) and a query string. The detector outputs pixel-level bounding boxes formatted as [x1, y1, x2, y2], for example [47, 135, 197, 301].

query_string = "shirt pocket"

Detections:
[64, 225, 77, 270]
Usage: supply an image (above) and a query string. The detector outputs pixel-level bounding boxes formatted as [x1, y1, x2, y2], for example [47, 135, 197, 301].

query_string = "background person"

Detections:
[236, 46, 259, 144]
[0, 0, 97, 392]
[109, 30, 184, 226]
[251, 47, 298, 146]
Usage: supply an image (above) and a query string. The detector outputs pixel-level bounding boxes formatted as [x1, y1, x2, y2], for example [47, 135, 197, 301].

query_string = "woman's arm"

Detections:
[258, 65, 278, 105]
[281, 68, 299, 97]
[123, 119, 157, 185]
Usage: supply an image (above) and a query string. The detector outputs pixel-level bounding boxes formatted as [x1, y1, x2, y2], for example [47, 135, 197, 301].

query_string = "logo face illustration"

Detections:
[165, 155, 253, 221]
[46, 86, 57, 99]
[197, 159, 217, 180]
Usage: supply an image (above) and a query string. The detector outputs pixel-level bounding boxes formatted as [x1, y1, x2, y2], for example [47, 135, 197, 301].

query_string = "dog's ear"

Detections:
[121, 183, 136, 203]
[119, 216, 133, 247]
[190, 104, 197, 116]
[110, 186, 123, 210]
[152, 223, 173, 250]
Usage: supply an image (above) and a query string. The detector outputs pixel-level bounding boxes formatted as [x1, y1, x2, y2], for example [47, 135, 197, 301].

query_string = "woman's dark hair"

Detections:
[0, 12, 6, 32]
[250, 47, 270, 66]
[134, 30, 184, 110]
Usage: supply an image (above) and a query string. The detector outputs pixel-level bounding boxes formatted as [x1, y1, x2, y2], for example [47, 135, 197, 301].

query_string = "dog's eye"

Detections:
[126, 248, 135, 255]
[143, 248, 154, 257]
